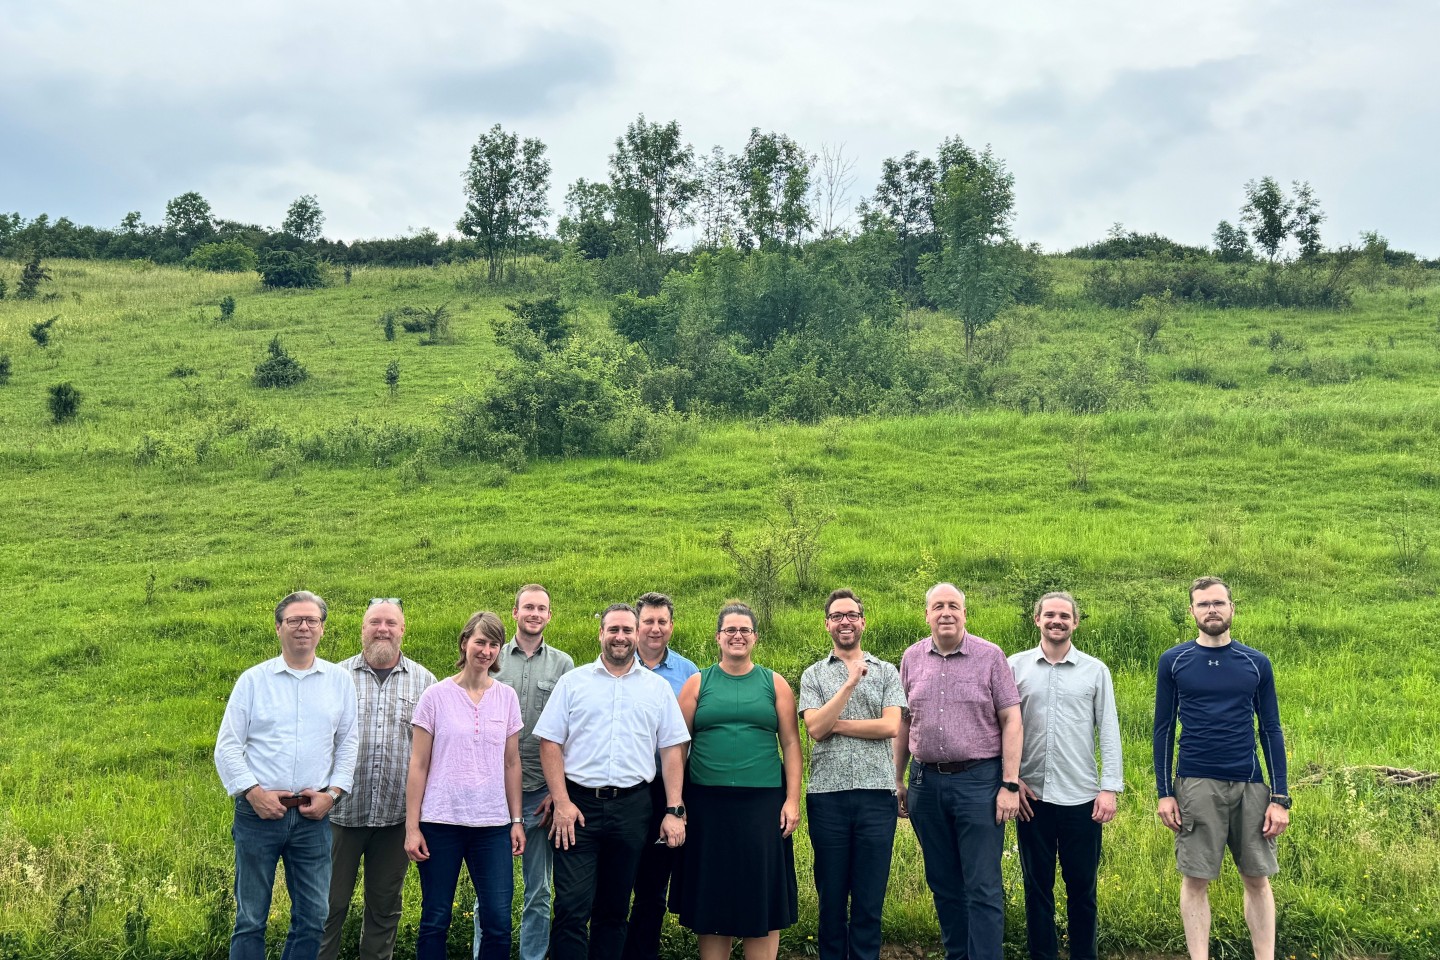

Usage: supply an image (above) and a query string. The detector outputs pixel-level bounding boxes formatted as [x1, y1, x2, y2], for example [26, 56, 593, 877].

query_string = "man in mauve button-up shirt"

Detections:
[215, 590, 358, 960]
[894, 583, 1022, 960]
[320, 599, 436, 960]
[1008, 591, 1122, 960]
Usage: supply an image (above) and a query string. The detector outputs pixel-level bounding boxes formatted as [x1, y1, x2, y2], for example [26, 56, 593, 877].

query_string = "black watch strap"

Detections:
[1001, 781, 1020, 793]
[666, 804, 686, 817]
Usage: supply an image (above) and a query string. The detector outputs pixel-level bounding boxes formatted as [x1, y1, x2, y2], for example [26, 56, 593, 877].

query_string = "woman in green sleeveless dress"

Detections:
[675, 601, 801, 960]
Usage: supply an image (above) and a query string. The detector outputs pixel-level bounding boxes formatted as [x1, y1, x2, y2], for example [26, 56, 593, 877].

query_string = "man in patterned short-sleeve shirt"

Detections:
[798, 588, 906, 960]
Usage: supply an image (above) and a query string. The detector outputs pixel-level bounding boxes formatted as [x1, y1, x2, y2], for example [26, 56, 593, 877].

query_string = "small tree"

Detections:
[0, 354, 11, 385]
[1290, 181, 1325, 260]
[17, 252, 51, 299]
[383, 311, 396, 341]
[1240, 177, 1292, 261]
[281, 195, 325, 243]
[1212, 220, 1252, 263]
[30, 316, 59, 347]
[417, 304, 453, 346]
[385, 360, 400, 397]
[258, 249, 323, 289]
[252, 336, 309, 387]
[218, 296, 236, 321]
[48, 382, 82, 422]
[0, 278, 8, 299]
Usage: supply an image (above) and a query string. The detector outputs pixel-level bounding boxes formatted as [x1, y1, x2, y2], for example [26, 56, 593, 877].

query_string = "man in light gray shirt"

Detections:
[474, 584, 574, 960]
[1007, 591, 1122, 960]
[536, 603, 690, 960]
[321, 598, 436, 960]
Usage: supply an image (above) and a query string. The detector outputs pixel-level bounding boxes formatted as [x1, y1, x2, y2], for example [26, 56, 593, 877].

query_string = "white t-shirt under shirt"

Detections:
[411, 677, 523, 827]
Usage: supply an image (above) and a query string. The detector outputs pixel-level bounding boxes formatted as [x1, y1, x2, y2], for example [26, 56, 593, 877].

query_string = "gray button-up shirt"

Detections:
[331, 653, 436, 828]
[1007, 644, 1123, 806]
[495, 639, 575, 792]
[798, 652, 907, 794]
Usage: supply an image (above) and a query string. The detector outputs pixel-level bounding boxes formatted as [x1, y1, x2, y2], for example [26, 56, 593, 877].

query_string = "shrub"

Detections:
[188, 240, 258, 273]
[385, 360, 399, 396]
[0, 278, 7, 299]
[48, 382, 82, 422]
[611, 292, 671, 345]
[383, 311, 396, 341]
[30, 316, 59, 347]
[218, 296, 236, 321]
[252, 336, 309, 388]
[17, 252, 51, 299]
[417, 304, 453, 345]
[1083, 260, 1353, 310]
[168, 365, 197, 379]
[504, 295, 572, 346]
[0, 354, 11, 385]
[258, 249, 323, 289]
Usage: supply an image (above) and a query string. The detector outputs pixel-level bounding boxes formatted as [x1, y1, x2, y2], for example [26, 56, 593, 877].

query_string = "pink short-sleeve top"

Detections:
[411, 678, 523, 827]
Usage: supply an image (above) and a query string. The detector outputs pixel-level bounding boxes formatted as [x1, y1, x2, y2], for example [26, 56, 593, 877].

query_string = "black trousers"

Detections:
[551, 786, 652, 960]
[1016, 799, 1103, 960]
[620, 778, 677, 960]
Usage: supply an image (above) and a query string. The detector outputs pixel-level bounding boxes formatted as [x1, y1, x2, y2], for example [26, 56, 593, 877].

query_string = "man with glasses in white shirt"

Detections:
[1008, 592, 1122, 960]
[320, 598, 436, 960]
[216, 590, 359, 960]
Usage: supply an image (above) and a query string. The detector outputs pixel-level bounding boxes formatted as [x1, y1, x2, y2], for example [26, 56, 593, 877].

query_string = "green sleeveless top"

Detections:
[689, 663, 781, 788]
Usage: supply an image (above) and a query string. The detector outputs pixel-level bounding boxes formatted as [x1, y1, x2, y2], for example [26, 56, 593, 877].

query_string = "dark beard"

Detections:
[1196, 616, 1231, 637]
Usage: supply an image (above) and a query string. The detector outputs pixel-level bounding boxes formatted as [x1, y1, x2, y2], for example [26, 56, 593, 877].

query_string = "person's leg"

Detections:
[952, 760, 1005, 960]
[905, 766, 969, 960]
[622, 780, 671, 960]
[481, 788, 552, 960]
[278, 811, 334, 960]
[230, 800, 286, 960]
[319, 823, 364, 960]
[1054, 804, 1102, 960]
[358, 823, 410, 960]
[697, 935, 734, 960]
[807, 791, 854, 960]
[588, 789, 652, 960]
[468, 826, 516, 960]
[846, 791, 897, 960]
[1179, 875, 1212, 960]
[1240, 874, 1276, 960]
[1016, 800, 1060, 960]
[741, 931, 780, 960]
[551, 794, 604, 960]
[414, 822, 467, 960]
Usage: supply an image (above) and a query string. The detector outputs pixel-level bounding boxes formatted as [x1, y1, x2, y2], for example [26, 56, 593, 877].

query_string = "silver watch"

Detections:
[326, 787, 343, 803]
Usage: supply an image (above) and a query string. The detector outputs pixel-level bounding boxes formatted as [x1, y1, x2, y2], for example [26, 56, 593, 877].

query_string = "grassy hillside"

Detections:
[1, 259, 1438, 959]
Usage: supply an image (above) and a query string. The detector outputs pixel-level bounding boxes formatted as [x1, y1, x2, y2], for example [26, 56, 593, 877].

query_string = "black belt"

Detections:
[566, 779, 648, 800]
[917, 757, 998, 775]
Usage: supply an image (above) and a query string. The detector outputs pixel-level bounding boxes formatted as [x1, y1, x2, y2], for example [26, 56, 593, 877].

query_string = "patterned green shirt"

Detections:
[798, 652, 907, 794]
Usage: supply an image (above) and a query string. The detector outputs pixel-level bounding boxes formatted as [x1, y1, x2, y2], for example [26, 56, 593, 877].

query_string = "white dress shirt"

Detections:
[1008, 644, 1123, 805]
[215, 656, 359, 797]
[533, 657, 690, 788]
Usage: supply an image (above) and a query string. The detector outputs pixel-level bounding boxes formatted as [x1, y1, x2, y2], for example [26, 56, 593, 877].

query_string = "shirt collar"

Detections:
[354, 653, 408, 675]
[637, 647, 671, 670]
[1027, 644, 1079, 665]
[590, 656, 642, 677]
[925, 632, 971, 656]
[272, 655, 327, 676]
[827, 650, 878, 664]
[505, 638, 548, 658]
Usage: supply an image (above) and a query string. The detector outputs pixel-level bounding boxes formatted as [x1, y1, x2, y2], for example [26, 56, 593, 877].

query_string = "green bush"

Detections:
[30, 316, 58, 347]
[1084, 259, 1352, 309]
[252, 336, 309, 388]
[218, 296, 236, 321]
[258, 249, 323, 289]
[0, 354, 11, 385]
[48, 382, 82, 422]
[187, 240, 258, 273]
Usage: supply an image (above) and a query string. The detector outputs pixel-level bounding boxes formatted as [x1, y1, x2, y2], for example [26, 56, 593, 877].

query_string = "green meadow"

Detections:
[1, 259, 1438, 959]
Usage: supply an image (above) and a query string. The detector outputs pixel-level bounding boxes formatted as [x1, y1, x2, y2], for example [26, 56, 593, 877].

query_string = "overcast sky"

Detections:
[4, 0, 1436, 255]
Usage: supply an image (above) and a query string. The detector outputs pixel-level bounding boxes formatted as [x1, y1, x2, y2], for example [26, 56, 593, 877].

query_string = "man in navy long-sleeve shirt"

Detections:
[1153, 577, 1290, 960]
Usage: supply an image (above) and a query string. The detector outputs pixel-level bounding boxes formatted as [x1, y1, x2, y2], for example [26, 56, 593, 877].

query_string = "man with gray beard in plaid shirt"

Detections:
[320, 599, 436, 960]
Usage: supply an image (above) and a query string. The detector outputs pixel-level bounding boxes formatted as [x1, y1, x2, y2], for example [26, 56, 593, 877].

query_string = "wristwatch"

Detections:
[665, 805, 687, 818]
[1001, 781, 1020, 793]
[1269, 794, 1292, 810]
[511, 817, 524, 824]
[325, 787, 343, 803]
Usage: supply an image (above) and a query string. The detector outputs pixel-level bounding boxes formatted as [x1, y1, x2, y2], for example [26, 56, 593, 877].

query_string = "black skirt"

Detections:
[673, 781, 798, 938]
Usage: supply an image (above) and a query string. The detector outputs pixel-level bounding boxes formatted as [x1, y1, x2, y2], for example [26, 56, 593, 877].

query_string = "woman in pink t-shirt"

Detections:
[404, 611, 525, 960]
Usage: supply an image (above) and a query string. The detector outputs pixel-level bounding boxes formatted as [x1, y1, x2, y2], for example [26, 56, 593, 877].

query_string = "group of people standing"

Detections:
[215, 575, 1289, 960]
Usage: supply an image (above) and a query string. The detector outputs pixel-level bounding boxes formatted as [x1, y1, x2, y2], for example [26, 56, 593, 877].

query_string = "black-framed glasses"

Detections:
[719, 626, 756, 637]
[283, 616, 323, 627]
[826, 611, 863, 622]
[369, 597, 403, 608]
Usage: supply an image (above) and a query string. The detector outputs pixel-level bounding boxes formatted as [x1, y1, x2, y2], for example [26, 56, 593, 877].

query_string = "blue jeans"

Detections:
[807, 790, 898, 960]
[475, 786, 552, 960]
[231, 798, 333, 960]
[906, 758, 1005, 960]
[416, 823, 513, 960]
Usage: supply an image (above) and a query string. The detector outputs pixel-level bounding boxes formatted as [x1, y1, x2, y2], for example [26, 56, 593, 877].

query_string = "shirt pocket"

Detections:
[483, 716, 507, 746]
[1058, 689, 1094, 724]
[390, 694, 418, 727]
[534, 678, 557, 712]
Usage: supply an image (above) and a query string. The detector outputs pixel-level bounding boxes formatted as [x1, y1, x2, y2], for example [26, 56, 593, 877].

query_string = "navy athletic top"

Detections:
[1152, 639, 1287, 799]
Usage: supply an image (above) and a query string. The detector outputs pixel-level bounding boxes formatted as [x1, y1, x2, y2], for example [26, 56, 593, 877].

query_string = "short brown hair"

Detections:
[1189, 576, 1232, 602]
[636, 592, 674, 619]
[456, 611, 506, 673]
[514, 584, 551, 609]
[600, 603, 638, 629]
[1032, 591, 1079, 619]
[824, 588, 863, 616]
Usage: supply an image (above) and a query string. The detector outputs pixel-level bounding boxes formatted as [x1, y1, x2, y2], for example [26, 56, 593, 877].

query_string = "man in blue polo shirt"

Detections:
[1154, 576, 1290, 960]
[622, 592, 699, 960]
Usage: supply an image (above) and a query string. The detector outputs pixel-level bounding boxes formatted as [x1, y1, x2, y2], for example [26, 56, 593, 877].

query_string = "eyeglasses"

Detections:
[719, 626, 756, 637]
[283, 616, 323, 627]
[826, 611, 863, 623]
[1193, 600, 1230, 611]
[369, 597, 402, 607]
